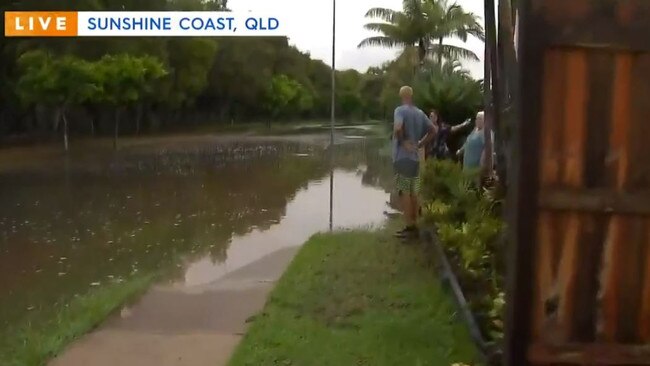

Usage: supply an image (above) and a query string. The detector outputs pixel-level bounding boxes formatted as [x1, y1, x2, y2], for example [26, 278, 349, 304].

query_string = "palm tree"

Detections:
[429, 0, 485, 64]
[358, 0, 484, 67]
[357, 0, 430, 67]
[414, 59, 483, 125]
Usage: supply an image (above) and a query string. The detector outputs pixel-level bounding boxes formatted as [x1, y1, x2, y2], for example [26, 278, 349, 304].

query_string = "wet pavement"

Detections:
[49, 247, 298, 366]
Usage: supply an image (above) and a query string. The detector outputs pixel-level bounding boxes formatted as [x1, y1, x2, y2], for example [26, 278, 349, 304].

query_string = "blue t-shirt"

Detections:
[392, 104, 432, 162]
[463, 128, 494, 170]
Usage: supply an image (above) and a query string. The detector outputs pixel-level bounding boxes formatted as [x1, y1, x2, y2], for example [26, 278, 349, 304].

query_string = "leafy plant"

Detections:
[487, 292, 505, 339]
[414, 59, 483, 125]
[419, 159, 506, 342]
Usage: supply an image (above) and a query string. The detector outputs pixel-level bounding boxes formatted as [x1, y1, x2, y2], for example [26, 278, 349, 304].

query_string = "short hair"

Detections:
[399, 86, 413, 98]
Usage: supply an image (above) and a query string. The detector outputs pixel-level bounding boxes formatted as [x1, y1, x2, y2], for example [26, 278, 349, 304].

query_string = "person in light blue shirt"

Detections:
[392, 86, 435, 238]
[457, 111, 494, 173]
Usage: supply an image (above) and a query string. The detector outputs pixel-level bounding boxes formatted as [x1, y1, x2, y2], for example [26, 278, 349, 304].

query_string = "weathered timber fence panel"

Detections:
[506, 1, 650, 365]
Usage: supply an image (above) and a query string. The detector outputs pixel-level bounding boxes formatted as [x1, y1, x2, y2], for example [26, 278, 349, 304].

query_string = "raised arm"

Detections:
[450, 119, 472, 133]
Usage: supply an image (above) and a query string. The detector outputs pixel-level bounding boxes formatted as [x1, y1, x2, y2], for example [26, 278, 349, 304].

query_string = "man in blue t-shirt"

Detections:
[456, 111, 494, 172]
[392, 86, 435, 238]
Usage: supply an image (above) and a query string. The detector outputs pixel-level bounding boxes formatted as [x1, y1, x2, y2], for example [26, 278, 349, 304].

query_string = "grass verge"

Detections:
[0, 274, 156, 366]
[228, 228, 478, 366]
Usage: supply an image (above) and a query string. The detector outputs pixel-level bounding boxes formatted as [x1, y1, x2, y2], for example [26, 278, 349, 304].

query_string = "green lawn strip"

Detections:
[0, 273, 156, 366]
[228, 229, 479, 366]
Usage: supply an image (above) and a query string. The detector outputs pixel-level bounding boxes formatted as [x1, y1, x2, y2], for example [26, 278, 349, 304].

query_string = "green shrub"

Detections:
[420, 159, 480, 223]
[419, 159, 506, 342]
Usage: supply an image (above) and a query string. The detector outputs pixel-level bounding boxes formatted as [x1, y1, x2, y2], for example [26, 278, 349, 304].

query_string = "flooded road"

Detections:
[177, 169, 389, 288]
[0, 134, 394, 344]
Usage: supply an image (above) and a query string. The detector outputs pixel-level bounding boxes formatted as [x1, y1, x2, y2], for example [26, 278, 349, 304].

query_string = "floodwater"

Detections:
[0, 133, 395, 337]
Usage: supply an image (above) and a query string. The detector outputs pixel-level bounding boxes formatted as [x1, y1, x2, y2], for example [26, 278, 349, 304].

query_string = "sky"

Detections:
[229, 0, 486, 79]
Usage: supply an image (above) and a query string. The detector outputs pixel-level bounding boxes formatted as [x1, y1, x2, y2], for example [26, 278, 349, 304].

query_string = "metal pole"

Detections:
[328, 0, 336, 231]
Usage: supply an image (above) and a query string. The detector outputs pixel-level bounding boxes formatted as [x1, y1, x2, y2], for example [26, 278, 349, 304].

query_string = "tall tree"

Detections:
[358, 0, 484, 68]
[162, 38, 217, 109]
[96, 54, 167, 149]
[16, 51, 99, 151]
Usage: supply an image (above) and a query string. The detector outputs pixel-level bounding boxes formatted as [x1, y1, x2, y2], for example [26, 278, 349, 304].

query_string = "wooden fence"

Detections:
[506, 1, 650, 365]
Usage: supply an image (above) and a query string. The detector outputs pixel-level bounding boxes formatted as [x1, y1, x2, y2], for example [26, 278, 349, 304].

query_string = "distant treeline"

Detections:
[0, 0, 484, 146]
[0, 0, 390, 142]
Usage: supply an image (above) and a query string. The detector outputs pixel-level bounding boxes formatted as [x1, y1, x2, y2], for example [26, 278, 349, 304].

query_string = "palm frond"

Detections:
[431, 1, 485, 42]
[363, 22, 398, 34]
[446, 17, 485, 42]
[402, 0, 423, 18]
[358, 36, 401, 49]
[429, 43, 480, 62]
[364, 7, 397, 22]
[413, 60, 482, 124]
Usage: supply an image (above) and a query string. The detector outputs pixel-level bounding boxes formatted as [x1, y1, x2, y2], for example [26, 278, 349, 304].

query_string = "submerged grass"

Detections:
[249, 122, 387, 137]
[0, 274, 156, 366]
[196, 120, 387, 136]
[228, 228, 478, 366]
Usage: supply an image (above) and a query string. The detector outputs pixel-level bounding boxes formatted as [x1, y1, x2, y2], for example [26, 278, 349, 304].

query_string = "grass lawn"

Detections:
[0, 274, 155, 366]
[228, 228, 479, 366]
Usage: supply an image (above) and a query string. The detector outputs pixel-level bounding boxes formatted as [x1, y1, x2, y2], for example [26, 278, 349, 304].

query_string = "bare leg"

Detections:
[410, 194, 419, 225]
[400, 192, 415, 227]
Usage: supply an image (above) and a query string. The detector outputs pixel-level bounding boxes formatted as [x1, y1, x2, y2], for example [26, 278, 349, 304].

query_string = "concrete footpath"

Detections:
[49, 247, 299, 366]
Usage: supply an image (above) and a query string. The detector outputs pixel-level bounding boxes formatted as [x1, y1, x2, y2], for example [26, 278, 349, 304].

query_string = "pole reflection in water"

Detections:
[329, 167, 334, 230]
[329, 0, 336, 231]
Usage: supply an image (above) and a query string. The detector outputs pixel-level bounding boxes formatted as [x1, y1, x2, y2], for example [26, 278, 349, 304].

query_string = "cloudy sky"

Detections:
[229, 0, 486, 78]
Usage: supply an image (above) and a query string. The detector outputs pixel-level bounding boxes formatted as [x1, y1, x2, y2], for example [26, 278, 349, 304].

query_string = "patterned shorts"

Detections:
[395, 174, 420, 195]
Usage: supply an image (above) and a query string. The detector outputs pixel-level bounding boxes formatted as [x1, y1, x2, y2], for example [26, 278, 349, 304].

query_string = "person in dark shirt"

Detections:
[425, 109, 471, 160]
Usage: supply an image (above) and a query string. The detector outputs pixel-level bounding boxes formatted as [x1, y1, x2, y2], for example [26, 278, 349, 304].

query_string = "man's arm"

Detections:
[450, 119, 471, 133]
[418, 114, 437, 148]
[393, 108, 404, 141]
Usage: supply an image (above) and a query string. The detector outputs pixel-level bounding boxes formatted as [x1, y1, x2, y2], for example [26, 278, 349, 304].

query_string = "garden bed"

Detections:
[419, 160, 506, 365]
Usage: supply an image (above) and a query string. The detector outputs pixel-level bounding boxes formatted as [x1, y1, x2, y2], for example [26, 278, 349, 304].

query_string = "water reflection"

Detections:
[178, 169, 388, 287]
[0, 137, 394, 333]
